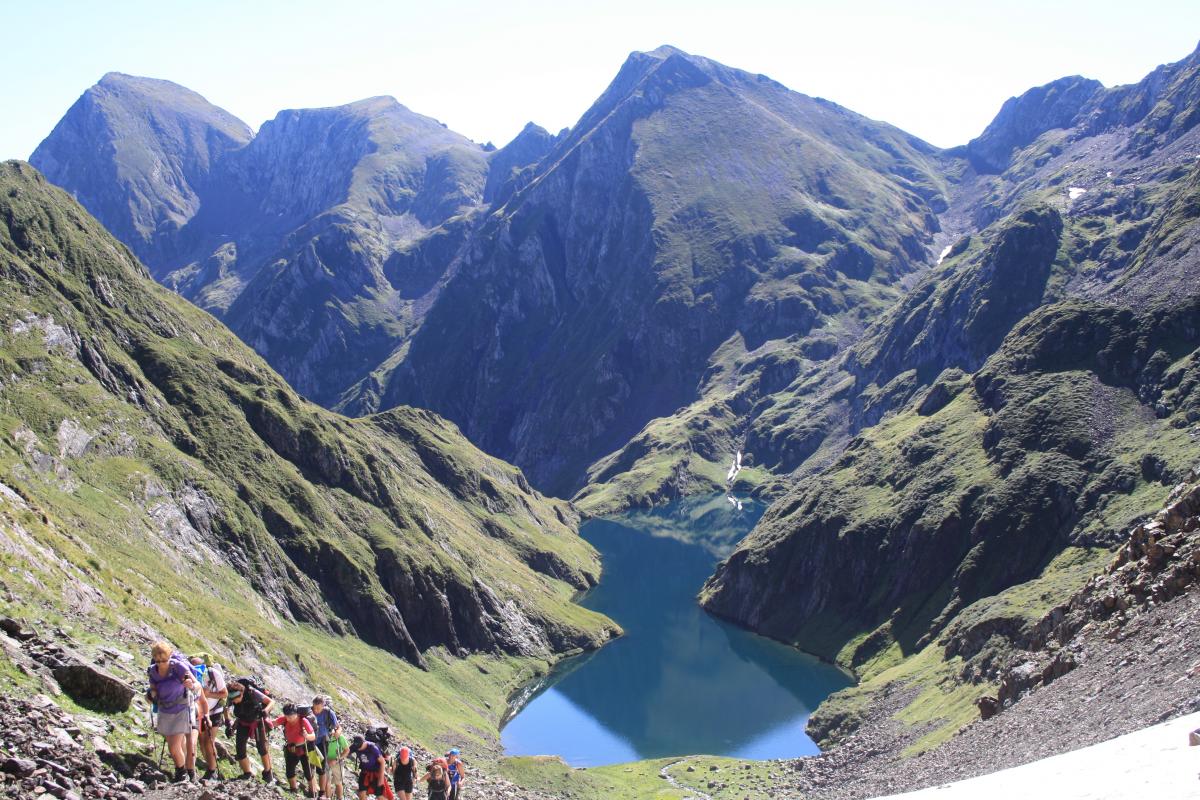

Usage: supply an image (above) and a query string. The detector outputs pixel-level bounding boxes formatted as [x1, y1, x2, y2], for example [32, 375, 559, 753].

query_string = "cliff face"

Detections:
[0, 161, 616, 670]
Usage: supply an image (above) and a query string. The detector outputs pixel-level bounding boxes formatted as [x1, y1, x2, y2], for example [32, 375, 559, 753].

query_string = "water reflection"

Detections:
[501, 498, 852, 766]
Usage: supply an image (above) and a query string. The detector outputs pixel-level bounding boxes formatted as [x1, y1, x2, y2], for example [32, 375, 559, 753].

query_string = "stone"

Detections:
[0, 618, 35, 641]
[976, 695, 1000, 720]
[50, 663, 135, 713]
[1, 758, 36, 777]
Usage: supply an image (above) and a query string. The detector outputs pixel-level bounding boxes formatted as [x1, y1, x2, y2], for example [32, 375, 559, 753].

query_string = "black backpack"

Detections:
[364, 726, 391, 753]
[234, 677, 270, 716]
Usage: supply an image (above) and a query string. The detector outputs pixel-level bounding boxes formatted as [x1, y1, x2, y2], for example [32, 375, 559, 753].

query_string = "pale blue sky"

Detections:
[3, 0, 1197, 160]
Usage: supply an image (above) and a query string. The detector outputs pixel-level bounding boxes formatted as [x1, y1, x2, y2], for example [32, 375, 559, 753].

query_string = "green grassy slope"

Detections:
[0, 160, 617, 755]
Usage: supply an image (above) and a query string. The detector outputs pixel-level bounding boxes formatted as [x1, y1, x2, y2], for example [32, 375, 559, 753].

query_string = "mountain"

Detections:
[30, 84, 524, 411]
[342, 45, 949, 495]
[33, 47, 949, 497]
[0, 160, 616, 684]
[698, 42, 1200, 748]
[29, 73, 252, 267]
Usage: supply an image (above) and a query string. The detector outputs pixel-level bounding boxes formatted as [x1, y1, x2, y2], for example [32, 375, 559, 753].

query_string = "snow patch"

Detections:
[936, 245, 953, 265]
[1068, 187, 1088, 200]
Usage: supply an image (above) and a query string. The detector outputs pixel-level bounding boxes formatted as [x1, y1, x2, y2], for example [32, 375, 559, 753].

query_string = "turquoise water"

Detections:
[501, 497, 852, 766]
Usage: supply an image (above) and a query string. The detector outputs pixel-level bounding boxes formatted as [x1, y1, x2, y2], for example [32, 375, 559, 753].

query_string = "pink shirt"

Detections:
[271, 715, 314, 745]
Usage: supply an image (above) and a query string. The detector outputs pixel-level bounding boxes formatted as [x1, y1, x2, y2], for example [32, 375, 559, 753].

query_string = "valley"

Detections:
[2, 33, 1200, 800]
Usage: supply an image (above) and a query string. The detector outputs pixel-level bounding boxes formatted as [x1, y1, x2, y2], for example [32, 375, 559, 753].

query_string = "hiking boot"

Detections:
[233, 771, 253, 781]
[172, 767, 187, 783]
[187, 769, 196, 782]
[262, 769, 275, 785]
[201, 769, 217, 783]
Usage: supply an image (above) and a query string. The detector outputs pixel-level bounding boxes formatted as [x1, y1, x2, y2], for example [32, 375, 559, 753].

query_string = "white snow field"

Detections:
[871, 710, 1200, 800]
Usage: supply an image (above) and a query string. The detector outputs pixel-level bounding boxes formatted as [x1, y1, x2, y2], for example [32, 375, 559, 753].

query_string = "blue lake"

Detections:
[501, 496, 853, 766]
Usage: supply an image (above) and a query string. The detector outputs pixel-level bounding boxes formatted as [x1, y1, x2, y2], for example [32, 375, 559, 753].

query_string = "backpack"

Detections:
[296, 705, 320, 741]
[147, 652, 194, 711]
[364, 726, 391, 753]
[237, 676, 270, 696]
[232, 677, 270, 719]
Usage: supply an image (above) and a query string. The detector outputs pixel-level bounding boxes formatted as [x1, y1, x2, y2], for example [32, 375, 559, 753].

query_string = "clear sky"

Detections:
[2, 0, 1197, 161]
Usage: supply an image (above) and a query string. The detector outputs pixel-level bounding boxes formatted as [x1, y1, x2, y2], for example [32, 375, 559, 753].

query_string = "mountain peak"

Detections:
[30, 73, 252, 264]
[966, 74, 1103, 173]
[642, 44, 690, 59]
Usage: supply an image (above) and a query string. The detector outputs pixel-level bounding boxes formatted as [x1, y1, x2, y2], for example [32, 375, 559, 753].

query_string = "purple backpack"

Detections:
[148, 652, 193, 712]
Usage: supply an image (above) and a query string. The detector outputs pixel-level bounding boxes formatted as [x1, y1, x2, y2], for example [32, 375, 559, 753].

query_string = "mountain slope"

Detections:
[33, 47, 948, 497]
[696, 43, 1200, 752]
[349, 46, 948, 495]
[0, 160, 615, 681]
[30, 85, 517, 410]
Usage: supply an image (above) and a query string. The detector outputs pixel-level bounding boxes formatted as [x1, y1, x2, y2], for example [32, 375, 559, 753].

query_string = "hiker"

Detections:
[272, 702, 318, 797]
[228, 677, 276, 784]
[190, 654, 227, 782]
[420, 761, 450, 800]
[312, 696, 339, 798]
[352, 734, 393, 800]
[326, 727, 351, 800]
[189, 666, 210, 783]
[445, 749, 466, 800]
[392, 746, 416, 800]
[146, 642, 198, 783]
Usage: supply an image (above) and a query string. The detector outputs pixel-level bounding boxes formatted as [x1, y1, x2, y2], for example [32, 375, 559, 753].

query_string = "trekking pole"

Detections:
[157, 738, 167, 770]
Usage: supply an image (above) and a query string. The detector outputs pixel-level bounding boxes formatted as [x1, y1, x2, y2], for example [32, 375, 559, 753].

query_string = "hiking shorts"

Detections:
[200, 710, 223, 734]
[235, 720, 268, 759]
[284, 747, 313, 782]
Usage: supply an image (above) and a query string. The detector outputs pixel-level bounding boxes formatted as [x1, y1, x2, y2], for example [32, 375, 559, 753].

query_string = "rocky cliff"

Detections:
[29, 73, 252, 268]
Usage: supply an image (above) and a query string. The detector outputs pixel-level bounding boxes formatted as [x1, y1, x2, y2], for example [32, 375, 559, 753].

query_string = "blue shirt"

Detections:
[314, 707, 338, 740]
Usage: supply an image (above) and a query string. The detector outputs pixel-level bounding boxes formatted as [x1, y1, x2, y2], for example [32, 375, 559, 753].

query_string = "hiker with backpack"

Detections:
[326, 727, 351, 800]
[272, 702, 319, 797]
[190, 654, 227, 782]
[146, 642, 199, 783]
[420, 760, 451, 800]
[444, 749, 467, 800]
[312, 696, 339, 798]
[352, 734, 394, 800]
[227, 677, 276, 784]
[392, 746, 416, 800]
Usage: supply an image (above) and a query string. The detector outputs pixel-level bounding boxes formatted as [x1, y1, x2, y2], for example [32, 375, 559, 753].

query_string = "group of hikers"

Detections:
[146, 642, 468, 799]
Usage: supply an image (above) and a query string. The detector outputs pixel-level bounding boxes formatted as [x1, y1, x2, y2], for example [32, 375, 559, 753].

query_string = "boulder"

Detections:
[976, 695, 1000, 720]
[1, 757, 36, 777]
[50, 664, 135, 713]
